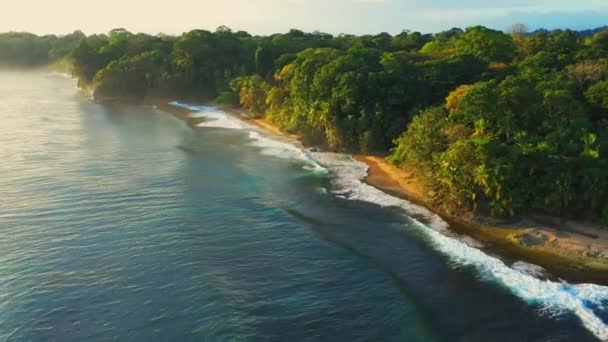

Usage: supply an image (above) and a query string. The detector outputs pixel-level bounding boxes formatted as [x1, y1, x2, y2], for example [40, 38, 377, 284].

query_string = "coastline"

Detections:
[355, 155, 608, 283]
[158, 102, 608, 283]
[222, 107, 301, 141]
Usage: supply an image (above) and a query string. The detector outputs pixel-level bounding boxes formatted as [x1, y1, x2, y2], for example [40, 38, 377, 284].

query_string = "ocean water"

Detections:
[1, 70, 607, 341]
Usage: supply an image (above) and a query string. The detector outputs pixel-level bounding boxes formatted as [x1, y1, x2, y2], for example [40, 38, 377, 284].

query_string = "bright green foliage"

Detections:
[71, 31, 174, 89]
[230, 75, 270, 116]
[93, 51, 165, 102]
[590, 30, 608, 51]
[586, 80, 608, 109]
[391, 59, 608, 219]
[419, 29, 462, 56]
[171, 28, 254, 99]
[455, 26, 516, 62]
[7, 26, 608, 223]
[389, 107, 448, 170]
[420, 41, 444, 55]
[250, 45, 485, 151]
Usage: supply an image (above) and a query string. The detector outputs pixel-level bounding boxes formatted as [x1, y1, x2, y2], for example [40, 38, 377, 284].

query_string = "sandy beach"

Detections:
[355, 155, 608, 282]
[164, 103, 608, 283]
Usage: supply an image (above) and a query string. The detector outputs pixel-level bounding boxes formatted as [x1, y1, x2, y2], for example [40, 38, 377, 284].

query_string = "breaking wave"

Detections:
[169, 102, 608, 340]
[311, 152, 608, 341]
[169, 102, 327, 175]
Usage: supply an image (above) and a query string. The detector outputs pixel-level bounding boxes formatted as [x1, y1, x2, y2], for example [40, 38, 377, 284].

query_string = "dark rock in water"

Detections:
[511, 261, 550, 279]
[512, 231, 549, 246]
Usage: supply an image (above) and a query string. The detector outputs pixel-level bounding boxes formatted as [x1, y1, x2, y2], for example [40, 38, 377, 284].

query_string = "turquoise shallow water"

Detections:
[0, 71, 606, 341]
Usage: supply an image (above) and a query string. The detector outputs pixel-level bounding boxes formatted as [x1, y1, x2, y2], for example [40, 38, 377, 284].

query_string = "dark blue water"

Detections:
[0, 71, 606, 341]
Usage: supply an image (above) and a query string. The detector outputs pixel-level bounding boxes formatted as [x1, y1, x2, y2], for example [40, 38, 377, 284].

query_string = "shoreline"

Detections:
[355, 155, 608, 283]
[157, 101, 608, 284]
[221, 106, 302, 141]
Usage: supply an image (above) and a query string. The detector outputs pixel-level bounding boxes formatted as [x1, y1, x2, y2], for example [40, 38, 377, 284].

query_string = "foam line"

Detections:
[169, 102, 328, 174]
[169, 102, 608, 340]
[311, 152, 608, 341]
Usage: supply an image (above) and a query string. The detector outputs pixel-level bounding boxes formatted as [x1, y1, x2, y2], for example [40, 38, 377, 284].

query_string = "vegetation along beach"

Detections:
[3, 5, 608, 340]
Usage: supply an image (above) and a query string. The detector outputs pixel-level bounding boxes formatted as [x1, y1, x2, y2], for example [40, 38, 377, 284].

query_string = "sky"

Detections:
[1, 0, 607, 35]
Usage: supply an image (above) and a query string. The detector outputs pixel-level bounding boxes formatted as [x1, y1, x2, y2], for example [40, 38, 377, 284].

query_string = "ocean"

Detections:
[0, 70, 606, 341]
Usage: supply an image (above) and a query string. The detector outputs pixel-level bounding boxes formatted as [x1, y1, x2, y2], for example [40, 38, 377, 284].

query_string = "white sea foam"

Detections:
[48, 72, 73, 79]
[169, 101, 608, 340]
[169, 102, 328, 174]
[512, 261, 550, 278]
[169, 102, 207, 113]
[310, 152, 450, 233]
[197, 109, 250, 129]
[248, 131, 303, 159]
[170, 102, 249, 129]
[311, 152, 608, 341]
